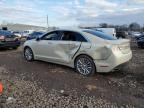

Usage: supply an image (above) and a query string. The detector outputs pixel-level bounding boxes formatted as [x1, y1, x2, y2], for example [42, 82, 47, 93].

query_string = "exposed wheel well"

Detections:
[24, 46, 34, 55]
[24, 46, 31, 51]
[74, 54, 93, 63]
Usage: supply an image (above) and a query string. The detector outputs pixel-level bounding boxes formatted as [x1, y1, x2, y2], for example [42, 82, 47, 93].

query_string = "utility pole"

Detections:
[47, 15, 49, 30]
[143, 24, 144, 32]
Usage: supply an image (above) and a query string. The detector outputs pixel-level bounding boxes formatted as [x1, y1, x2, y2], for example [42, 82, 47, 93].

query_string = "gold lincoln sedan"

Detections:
[23, 29, 132, 76]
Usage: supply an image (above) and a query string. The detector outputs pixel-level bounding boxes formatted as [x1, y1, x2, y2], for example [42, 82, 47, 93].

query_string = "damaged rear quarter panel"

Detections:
[90, 45, 112, 60]
[74, 43, 112, 61]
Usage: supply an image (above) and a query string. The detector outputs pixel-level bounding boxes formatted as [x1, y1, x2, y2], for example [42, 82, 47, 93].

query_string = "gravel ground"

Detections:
[0, 40, 144, 108]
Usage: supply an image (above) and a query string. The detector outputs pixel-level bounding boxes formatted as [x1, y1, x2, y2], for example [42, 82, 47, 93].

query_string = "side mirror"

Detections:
[36, 37, 40, 41]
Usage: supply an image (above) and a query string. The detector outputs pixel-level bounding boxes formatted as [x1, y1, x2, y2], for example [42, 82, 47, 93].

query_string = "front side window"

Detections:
[41, 31, 60, 40]
[30, 32, 44, 38]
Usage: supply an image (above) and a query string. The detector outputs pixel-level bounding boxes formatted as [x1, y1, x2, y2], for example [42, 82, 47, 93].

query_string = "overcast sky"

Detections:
[0, 0, 144, 27]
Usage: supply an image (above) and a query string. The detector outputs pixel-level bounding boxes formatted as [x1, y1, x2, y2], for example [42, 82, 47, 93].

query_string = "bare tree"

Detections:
[99, 23, 108, 28]
[129, 22, 141, 31]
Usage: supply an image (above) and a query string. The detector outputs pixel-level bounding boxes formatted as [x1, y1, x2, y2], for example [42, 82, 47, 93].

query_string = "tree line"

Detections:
[99, 23, 144, 32]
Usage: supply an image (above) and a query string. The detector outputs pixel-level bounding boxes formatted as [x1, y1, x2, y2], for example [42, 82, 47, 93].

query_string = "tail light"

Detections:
[0, 36, 5, 41]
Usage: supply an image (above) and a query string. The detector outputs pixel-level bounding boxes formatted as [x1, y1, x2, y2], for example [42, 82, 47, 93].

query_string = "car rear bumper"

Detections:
[0, 41, 21, 48]
[94, 51, 132, 73]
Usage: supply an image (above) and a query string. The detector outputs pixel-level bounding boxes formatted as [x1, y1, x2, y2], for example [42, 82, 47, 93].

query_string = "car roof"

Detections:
[47, 28, 87, 34]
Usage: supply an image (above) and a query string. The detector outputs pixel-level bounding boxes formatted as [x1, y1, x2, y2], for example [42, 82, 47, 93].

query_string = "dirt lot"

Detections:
[0, 41, 144, 108]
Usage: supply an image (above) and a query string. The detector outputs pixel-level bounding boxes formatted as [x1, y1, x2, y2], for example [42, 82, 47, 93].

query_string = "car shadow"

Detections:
[0, 48, 17, 52]
[33, 59, 76, 73]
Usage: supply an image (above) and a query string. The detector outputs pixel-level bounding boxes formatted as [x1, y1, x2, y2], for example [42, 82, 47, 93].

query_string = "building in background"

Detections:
[0, 23, 47, 32]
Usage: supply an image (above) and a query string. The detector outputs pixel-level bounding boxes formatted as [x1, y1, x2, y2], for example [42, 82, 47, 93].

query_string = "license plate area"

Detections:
[5, 38, 15, 42]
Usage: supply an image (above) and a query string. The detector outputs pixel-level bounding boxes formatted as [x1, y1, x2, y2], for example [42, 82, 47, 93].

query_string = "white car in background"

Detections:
[23, 29, 132, 76]
[13, 31, 22, 38]
[94, 28, 116, 37]
[22, 30, 34, 37]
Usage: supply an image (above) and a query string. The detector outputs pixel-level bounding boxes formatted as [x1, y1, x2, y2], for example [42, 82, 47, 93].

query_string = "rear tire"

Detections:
[75, 55, 96, 76]
[24, 47, 34, 61]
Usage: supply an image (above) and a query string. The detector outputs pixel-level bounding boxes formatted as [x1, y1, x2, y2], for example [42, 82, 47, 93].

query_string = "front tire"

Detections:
[24, 47, 34, 61]
[75, 55, 96, 76]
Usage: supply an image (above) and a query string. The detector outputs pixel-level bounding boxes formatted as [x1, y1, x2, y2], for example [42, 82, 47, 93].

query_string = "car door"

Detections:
[51, 31, 81, 63]
[33, 31, 61, 61]
[33, 30, 73, 64]
[60, 31, 89, 62]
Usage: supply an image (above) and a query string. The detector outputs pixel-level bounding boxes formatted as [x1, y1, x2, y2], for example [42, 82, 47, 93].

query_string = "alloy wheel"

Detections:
[24, 48, 33, 61]
[75, 55, 95, 76]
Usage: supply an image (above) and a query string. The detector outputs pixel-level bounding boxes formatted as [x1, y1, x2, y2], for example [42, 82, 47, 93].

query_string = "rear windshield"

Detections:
[83, 30, 117, 40]
[0, 30, 12, 36]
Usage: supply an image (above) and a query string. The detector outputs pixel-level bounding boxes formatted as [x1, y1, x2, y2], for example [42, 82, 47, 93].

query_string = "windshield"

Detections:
[83, 30, 117, 40]
[32, 32, 43, 35]
[30, 32, 44, 37]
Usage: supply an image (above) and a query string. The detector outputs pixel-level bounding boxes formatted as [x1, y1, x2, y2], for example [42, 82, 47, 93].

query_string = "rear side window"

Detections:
[61, 31, 87, 42]
[83, 30, 117, 40]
